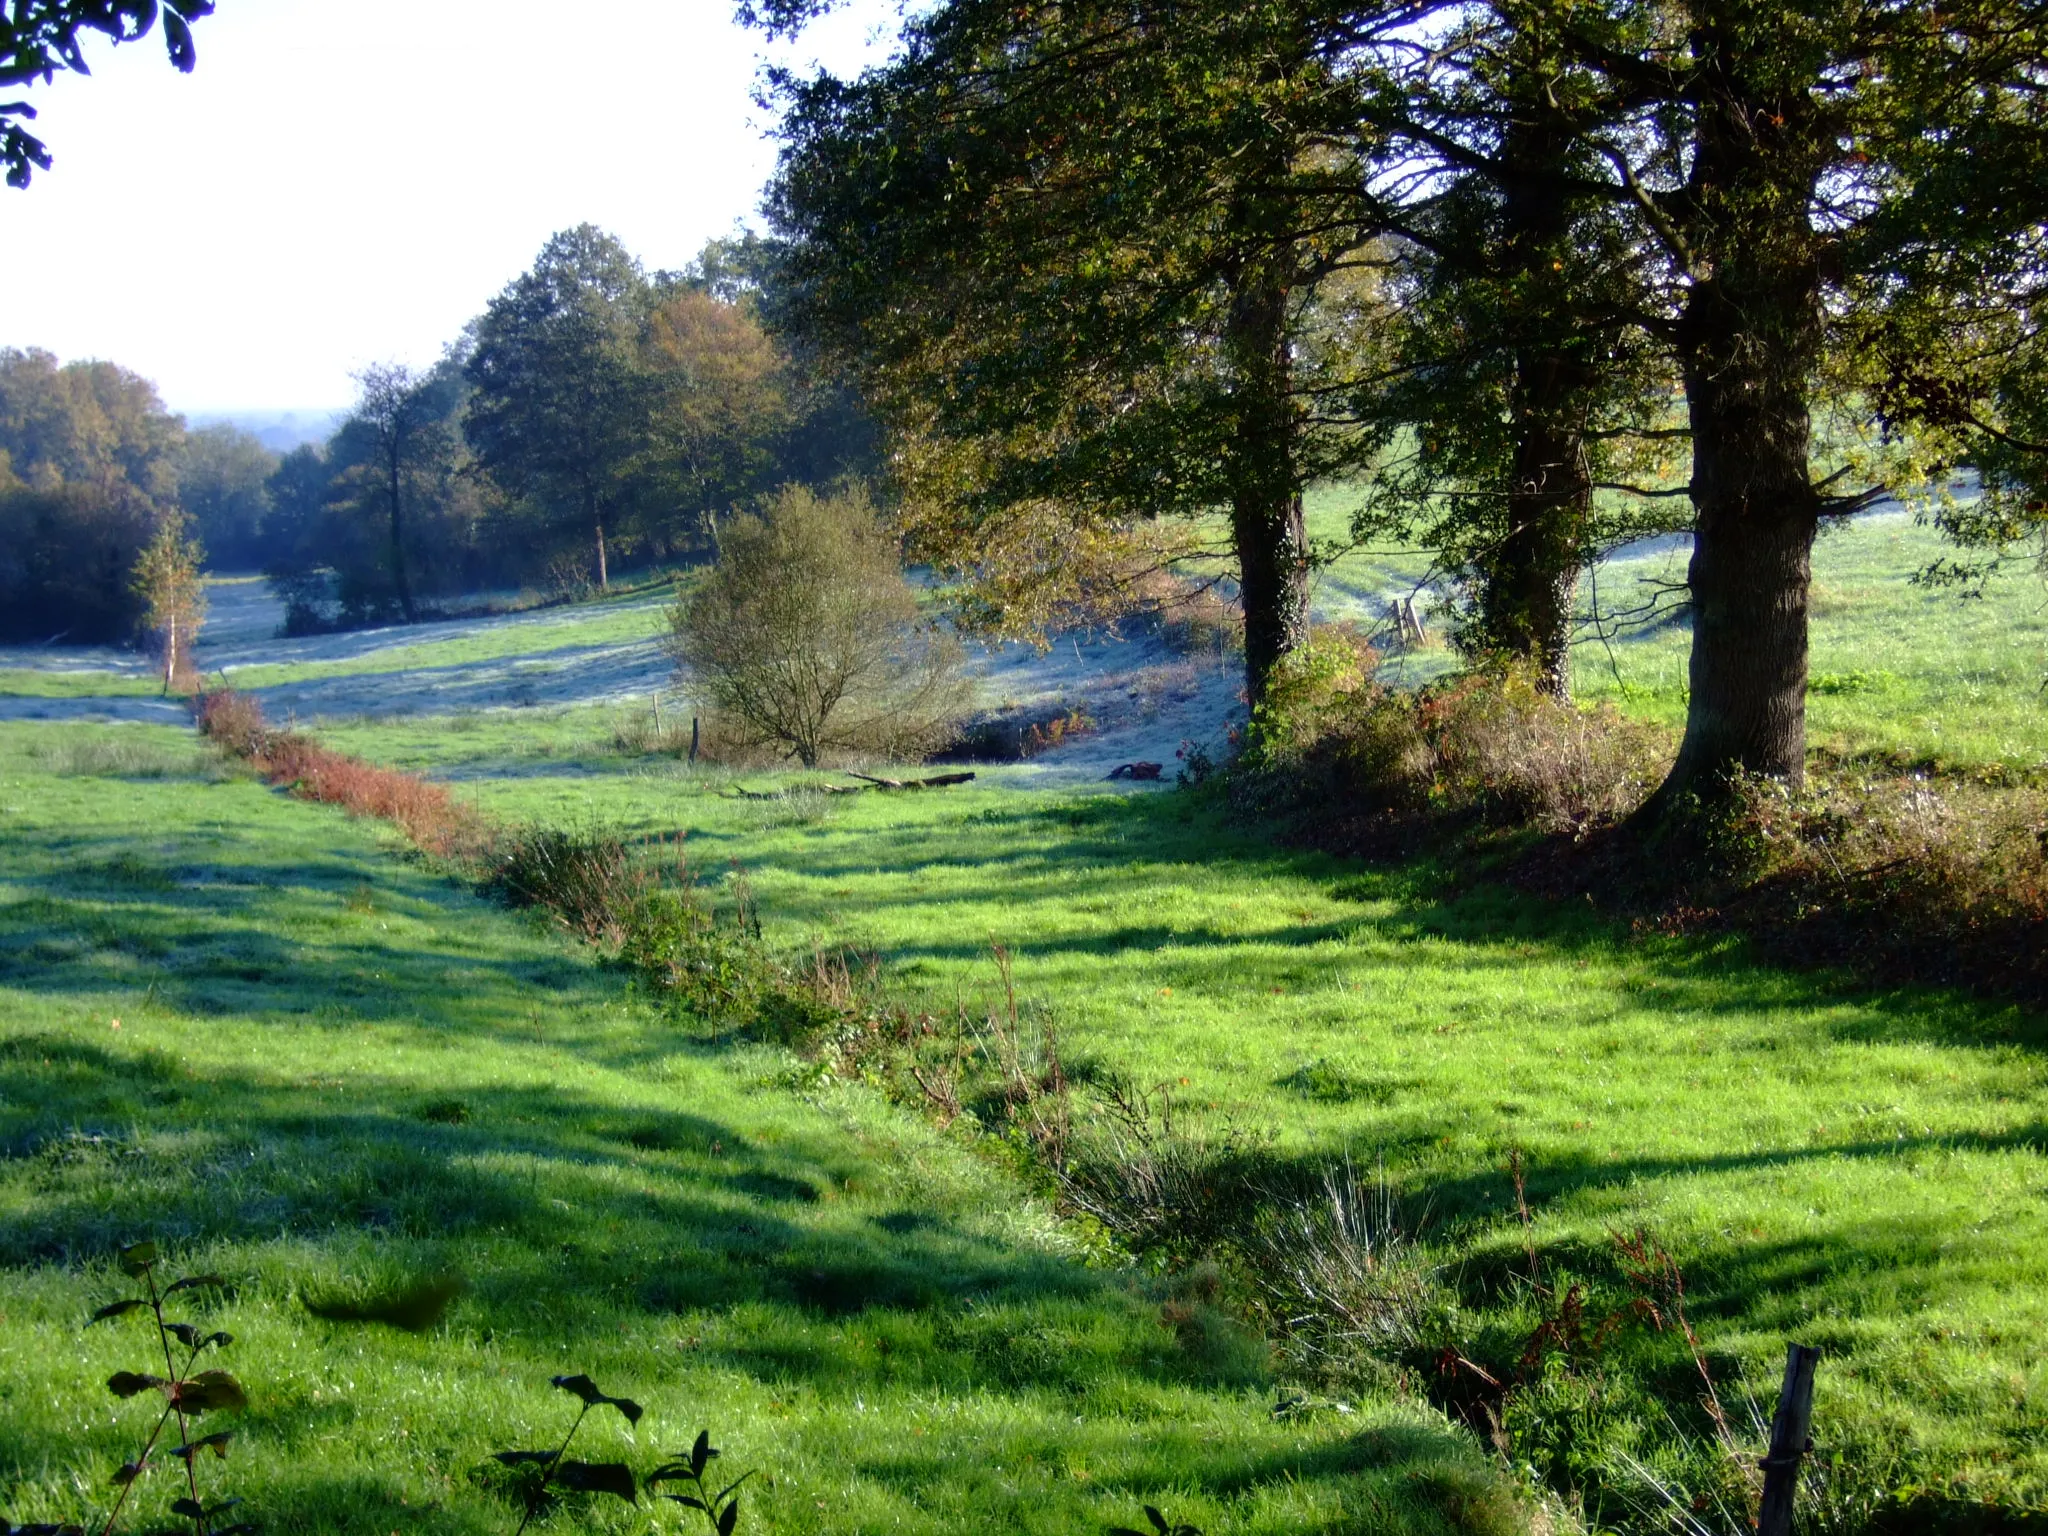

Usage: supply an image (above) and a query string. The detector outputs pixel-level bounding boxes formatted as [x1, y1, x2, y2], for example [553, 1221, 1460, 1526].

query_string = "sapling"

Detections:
[494, 1374, 644, 1534]
[648, 1431, 752, 1536]
[86, 1241, 250, 1536]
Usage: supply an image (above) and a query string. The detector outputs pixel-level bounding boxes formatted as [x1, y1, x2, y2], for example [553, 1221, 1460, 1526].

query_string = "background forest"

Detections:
[0, 227, 874, 644]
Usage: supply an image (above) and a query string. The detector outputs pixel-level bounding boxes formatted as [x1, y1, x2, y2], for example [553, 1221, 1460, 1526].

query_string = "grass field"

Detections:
[295, 713, 2048, 1521]
[4, 509, 2046, 1533]
[0, 724, 1506, 1536]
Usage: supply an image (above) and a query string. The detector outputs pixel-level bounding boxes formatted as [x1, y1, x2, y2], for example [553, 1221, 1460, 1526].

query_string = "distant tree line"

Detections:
[266, 227, 875, 633]
[0, 229, 877, 643]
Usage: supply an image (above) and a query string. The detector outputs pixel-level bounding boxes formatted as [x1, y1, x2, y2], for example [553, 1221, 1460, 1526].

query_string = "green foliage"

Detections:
[129, 510, 206, 691]
[175, 425, 275, 572]
[671, 483, 970, 768]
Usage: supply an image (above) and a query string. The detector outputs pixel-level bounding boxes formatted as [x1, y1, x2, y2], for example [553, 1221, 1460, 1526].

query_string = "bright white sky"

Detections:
[0, 0, 902, 416]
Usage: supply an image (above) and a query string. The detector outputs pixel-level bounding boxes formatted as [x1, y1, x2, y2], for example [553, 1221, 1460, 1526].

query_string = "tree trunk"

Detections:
[1473, 102, 1595, 699]
[162, 614, 176, 696]
[1649, 30, 1827, 808]
[1223, 268, 1310, 709]
[595, 516, 609, 592]
[388, 452, 416, 624]
[1482, 351, 1593, 697]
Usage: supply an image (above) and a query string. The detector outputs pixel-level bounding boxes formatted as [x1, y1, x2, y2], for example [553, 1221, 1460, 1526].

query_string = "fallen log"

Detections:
[726, 771, 977, 800]
[849, 771, 977, 790]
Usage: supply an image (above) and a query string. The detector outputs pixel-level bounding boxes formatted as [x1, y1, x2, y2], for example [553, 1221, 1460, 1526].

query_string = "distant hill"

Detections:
[187, 410, 343, 453]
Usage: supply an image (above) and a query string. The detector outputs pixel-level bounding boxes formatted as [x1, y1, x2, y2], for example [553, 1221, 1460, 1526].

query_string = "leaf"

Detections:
[170, 1369, 246, 1413]
[718, 1497, 740, 1536]
[169, 1432, 233, 1463]
[164, 1323, 233, 1351]
[550, 1460, 637, 1503]
[663, 1496, 711, 1512]
[162, 11, 196, 71]
[549, 1373, 642, 1425]
[3, 1523, 86, 1535]
[299, 1274, 463, 1332]
[170, 1497, 240, 1520]
[1147, 1509, 1170, 1536]
[87, 1299, 146, 1325]
[492, 1451, 559, 1468]
[108, 1459, 149, 1486]
[692, 1429, 716, 1475]
[106, 1371, 167, 1398]
[162, 1274, 228, 1297]
[117, 1241, 158, 1277]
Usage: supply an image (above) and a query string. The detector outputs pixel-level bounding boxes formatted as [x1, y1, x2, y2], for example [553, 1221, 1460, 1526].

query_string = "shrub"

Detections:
[482, 824, 642, 946]
[196, 690, 487, 857]
[669, 484, 971, 768]
[1238, 641, 1672, 835]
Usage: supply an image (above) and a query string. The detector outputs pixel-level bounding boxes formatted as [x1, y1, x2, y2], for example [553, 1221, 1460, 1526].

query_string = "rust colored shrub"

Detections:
[195, 689, 487, 858]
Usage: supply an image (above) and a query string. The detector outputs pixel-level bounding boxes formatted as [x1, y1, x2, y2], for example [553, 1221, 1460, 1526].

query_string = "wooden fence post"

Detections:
[689, 716, 700, 764]
[1757, 1343, 1820, 1536]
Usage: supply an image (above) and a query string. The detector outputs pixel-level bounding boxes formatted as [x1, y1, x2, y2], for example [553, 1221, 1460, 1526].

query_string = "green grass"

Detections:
[298, 715, 2048, 1516]
[215, 593, 675, 694]
[1580, 513, 2048, 774]
[0, 666, 159, 699]
[0, 722, 1504, 1536]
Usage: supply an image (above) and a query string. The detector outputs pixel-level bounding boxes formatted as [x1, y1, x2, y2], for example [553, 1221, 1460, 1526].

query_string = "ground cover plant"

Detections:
[0, 720, 1506, 1535]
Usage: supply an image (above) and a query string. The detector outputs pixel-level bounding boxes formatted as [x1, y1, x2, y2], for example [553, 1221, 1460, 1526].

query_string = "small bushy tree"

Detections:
[129, 510, 206, 693]
[671, 485, 968, 768]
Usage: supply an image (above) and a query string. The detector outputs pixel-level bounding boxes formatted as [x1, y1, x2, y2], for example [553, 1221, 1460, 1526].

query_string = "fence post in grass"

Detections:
[689, 716, 700, 763]
[1758, 1342, 1820, 1536]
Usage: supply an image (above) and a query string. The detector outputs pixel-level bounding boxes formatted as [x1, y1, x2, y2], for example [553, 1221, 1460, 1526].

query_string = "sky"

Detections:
[0, 0, 903, 417]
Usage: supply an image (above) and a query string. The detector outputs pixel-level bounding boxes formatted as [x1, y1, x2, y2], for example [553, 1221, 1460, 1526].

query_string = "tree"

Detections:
[129, 508, 205, 692]
[768, 0, 1394, 710]
[2, 0, 216, 187]
[1568, 0, 2048, 803]
[0, 480, 156, 642]
[637, 286, 791, 546]
[348, 363, 441, 622]
[465, 226, 651, 590]
[0, 346, 184, 506]
[178, 422, 275, 570]
[1344, 1, 1684, 696]
[671, 483, 969, 768]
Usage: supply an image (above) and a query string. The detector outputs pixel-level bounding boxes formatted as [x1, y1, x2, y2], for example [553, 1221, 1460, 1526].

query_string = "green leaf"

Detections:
[117, 1241, 158, 1277]
[549, 1373, 642, 1425]
[162, 1274, 228, 1297]
[299, 1274, 463, 1332]
[106, 1371, 167, 1398]
[161, 11, 196, 70]
[87, 1299, 146, 1325]
[170, 1369, 246, 1413]
[169, 1432, 233, 1463]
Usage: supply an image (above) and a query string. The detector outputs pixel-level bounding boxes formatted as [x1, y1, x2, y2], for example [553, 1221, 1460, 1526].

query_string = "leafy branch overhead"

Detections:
[1, 1, 216, 187]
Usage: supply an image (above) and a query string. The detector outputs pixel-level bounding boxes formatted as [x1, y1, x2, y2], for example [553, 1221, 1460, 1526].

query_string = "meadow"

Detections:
[0, 724, 1504, 1535]
[3, 511, 2046, 1533]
